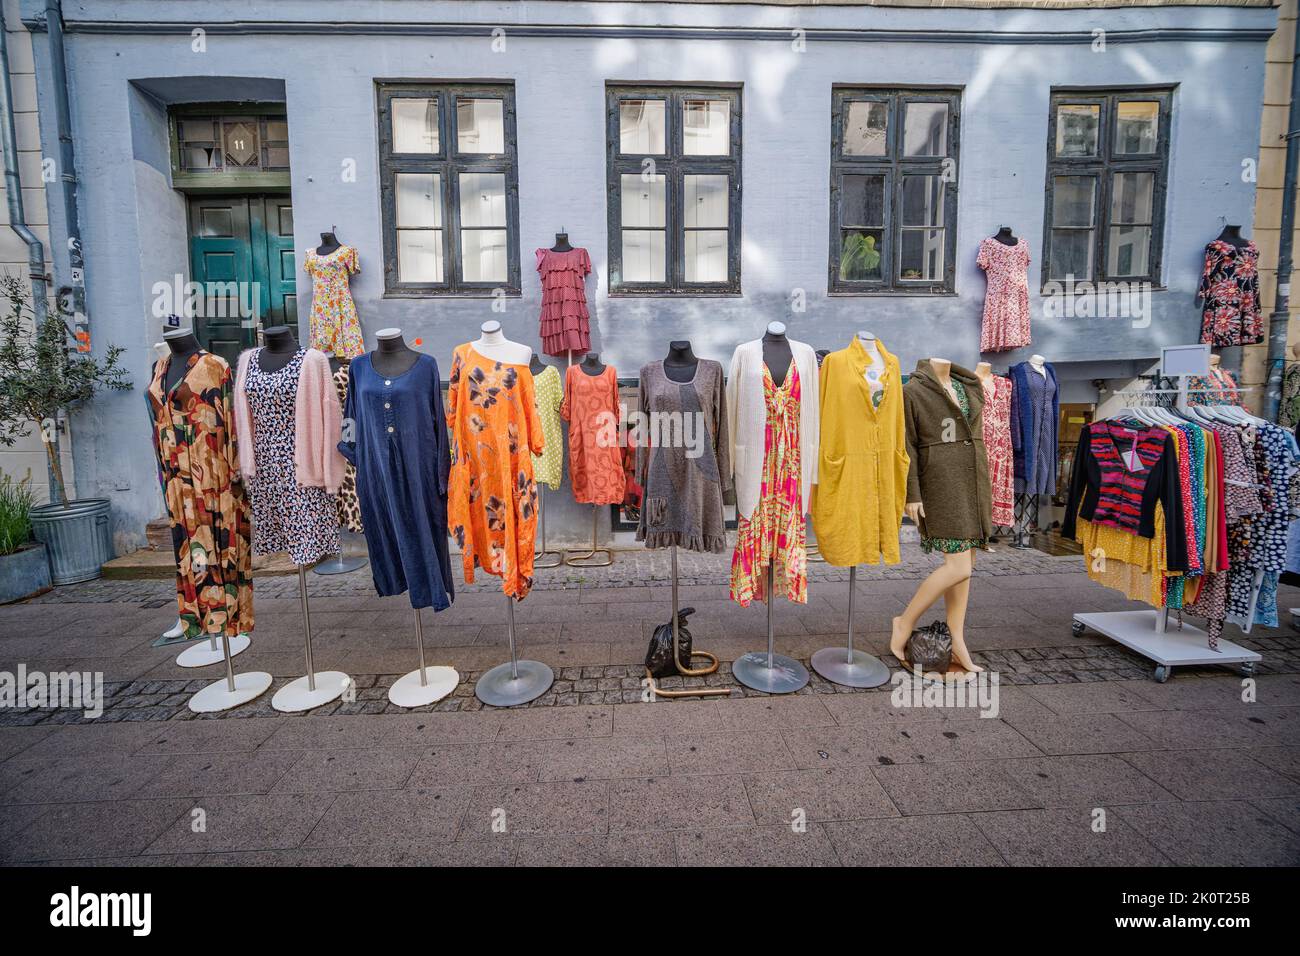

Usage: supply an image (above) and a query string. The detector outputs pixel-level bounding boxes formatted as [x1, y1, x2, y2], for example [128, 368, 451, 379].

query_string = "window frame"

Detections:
[376, 82, 521, 297]
[1042, 88, 1173, 289]
[605, 83, 743, 296]
[828, 87, 961, 296]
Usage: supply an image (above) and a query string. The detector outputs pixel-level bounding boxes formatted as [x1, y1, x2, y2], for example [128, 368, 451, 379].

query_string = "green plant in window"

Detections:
[840, 233, 881, 280]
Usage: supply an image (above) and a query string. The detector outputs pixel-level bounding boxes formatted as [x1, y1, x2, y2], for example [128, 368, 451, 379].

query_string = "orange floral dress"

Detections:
[446, 344, 544, 599]
[561, 364, 626, 505]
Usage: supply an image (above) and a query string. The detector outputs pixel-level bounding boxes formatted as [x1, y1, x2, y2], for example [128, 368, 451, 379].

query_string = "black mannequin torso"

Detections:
[762, 330, 793, 387]
[993, 226, 1018, 246]
[1216, 225, 1248, 248]
[371, 333, 420, 377]
[663, 340, 698, 384]
[551, 231, 573, 253]
[163, 331, 202, 392]
[317, 231, 342, 256]
[258, 325, 300, 373]
[529, 352, 547, 376]
[580, 352, 606, 376]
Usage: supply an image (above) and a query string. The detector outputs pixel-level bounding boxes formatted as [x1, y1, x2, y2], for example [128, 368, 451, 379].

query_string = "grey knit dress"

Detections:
[635, 359, 732, 552]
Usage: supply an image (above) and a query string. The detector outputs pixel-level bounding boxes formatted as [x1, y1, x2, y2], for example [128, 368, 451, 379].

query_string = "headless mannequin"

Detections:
[857, 330, 884, 405]
[552, 231, 573, 253]
[1028, 354, 1048, 378]
[664, 340, 699, 384]
[892, 355, 983, 674]
[163, 329, 203, 392]
[1216, 225, 1248, 248]
[474, 320, 531, 366]
[763, 322, 793, 387]
[371, 328, 420, 378]
[974, 360, 994, 395]
[993, 226, 1018, 246]
[529, 352, 547, 377]
[580, 351, 607, 377]
[258, 325, 299, 373]
[1210, 353, 1222, 369]
[317, 231, 342, 256]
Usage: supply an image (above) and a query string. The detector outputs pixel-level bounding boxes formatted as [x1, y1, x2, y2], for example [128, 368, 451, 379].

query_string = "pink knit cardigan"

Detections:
[233, 347, 346, 494]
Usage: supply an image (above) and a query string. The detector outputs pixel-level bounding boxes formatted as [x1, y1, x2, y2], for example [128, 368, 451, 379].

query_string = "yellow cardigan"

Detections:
[810, 337, 910, 566]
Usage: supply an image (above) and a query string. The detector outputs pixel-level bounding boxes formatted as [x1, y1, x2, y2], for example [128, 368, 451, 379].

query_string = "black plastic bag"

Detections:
[906, 620, 952, 673]
[645, 606, 695, 678]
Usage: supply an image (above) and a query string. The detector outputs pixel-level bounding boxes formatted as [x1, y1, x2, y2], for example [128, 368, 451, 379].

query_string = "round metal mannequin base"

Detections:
[810, 647, 891, 688]
[475, 659, 554, 707]
[272, 671, 352, 713]
[312, 554, 368, 576]
[188, 671, 273, 713]
[732, 652, 810, 694]
[175, 634, 250, 669]
[388, 666, 459, 708]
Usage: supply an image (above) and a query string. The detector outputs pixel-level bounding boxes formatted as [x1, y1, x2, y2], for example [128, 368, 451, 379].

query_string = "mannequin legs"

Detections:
[889, 549, 983, 673]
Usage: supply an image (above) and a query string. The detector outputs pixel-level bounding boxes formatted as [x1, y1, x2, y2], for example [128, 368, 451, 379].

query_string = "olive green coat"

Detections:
[902, 361, 993, 541]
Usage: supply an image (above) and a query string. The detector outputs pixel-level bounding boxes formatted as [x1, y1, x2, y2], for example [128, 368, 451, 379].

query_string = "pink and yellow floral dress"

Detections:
[730, 362, 808, 606]
[305, 245, 364, 358]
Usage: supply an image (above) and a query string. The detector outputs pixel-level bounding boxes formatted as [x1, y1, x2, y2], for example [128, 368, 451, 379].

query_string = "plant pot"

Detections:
[0, 542, 52, 603]
[29, 497, 113, 585]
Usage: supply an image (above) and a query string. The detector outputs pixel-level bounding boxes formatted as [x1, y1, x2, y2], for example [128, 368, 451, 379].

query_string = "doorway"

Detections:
[187, 194, 296, 365]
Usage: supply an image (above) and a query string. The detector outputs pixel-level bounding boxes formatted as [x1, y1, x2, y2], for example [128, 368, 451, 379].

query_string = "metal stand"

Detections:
[312, 530, 368, 575]
[645, 545, 728, 699]
[272, 565, 352, 713]
[806, 545, 826, 564]
[1011, 493, 1037, 550]
[475, 594, 555, 706]
[732, 561, 810, 694]
[533, 485, 563, 569]
[389, 607, 460, 707]
[565, 505, 613, 567]
[186, 631, 273, 713]
[811, 566, 890, 687]
[176, 630, 251, 668]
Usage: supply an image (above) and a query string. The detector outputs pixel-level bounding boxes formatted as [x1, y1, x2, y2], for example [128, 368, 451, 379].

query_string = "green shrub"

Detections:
[0, 470, 35, 556]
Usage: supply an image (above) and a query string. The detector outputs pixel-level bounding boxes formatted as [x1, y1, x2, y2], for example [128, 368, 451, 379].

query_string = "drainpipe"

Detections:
[43, 0, 86, 355]
[1265, 13, 1300, 422]
[0, 6, 60, 501]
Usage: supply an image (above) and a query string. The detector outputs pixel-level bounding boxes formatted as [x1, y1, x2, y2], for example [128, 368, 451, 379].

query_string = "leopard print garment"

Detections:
[334, 361, 365, 533]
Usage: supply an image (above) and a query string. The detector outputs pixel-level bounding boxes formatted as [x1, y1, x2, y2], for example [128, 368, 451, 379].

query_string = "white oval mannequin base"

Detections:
[388, 665, 459, 708]
[176, 633, 251, 668]
[272, 671, 352, 713]
[188, 671, 273, 713]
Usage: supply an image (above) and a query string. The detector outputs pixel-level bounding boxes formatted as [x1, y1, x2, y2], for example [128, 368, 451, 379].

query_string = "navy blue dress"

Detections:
[338, 353, 454, 610]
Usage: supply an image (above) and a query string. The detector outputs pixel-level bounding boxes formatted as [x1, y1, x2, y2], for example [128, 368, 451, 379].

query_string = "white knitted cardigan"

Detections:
[725, 338, 820, 520]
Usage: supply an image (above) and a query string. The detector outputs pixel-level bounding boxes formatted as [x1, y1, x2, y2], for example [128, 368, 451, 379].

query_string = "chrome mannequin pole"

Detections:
[565, 504, 613, 567]
[645, 544, 725, 698]
[732, 556, 809, 694]
[475, 592, 554, 706]
[810, 565, 890, 687]
[272, 565, 351, 712]
[187, 625, 273, 713]
[534, 485, 563, 569]
[389, 607, 459, 707]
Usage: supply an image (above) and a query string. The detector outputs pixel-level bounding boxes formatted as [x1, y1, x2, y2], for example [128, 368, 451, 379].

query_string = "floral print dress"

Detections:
[147, 351, 254, 639]
[530, 364, 564, 491]
[729, 362, 807, 606]
[305, 245, 364, 358]
[561, 364, 626, 505]
[446, 344, 544, 600]
[982, 374, 1015, 527]
[1198, 240, 1262, 347]
[976, 237, 1031, 352]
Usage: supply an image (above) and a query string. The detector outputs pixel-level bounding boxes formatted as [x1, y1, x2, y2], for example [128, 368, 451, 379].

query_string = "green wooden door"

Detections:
[188, 195, 296, 365]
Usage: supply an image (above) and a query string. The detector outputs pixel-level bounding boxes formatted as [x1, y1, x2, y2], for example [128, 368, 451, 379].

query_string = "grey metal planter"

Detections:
[29, 497, 113, 585]
[0, 542, 53, 603]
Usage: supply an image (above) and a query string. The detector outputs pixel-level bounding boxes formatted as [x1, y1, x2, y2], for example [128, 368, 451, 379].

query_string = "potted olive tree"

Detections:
[0, 274, 131, 584]
[0, 469, 49, 602]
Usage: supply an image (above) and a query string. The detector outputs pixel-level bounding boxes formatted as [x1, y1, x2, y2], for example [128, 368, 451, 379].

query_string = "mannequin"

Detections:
[993, 225, 1018, 246]
[551, 230, 573, 253]
[663, 340, 699, 384]
[474, 320, 531, 366]
[763, 321, 793, 386]
[1210, 353, 1222, 368]
[1215, 224, 1248, 248]
[974, 360, 995, 393]
[317, 230, 342, 256]
[258, 325, 299, 374]
[529, 352, 547, 377]
[857, 330, 884, 404]
[163, 328, 203, 392]
[371, 328, 420, 378]
[1029, 353, 1048, 378]
[580, 351, 607, 376]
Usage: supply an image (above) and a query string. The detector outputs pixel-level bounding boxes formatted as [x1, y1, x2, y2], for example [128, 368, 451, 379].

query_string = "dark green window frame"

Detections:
[376, 82, 521, 297]
[1042, 88, 1173, 288]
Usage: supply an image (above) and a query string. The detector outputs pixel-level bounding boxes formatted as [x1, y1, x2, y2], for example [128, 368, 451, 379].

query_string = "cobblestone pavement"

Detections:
[1, 545, 1298, 866]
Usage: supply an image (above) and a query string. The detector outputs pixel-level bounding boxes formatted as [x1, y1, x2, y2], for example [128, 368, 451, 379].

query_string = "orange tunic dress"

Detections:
[561, 364, 626, 505]
[446, 344, 544, 600]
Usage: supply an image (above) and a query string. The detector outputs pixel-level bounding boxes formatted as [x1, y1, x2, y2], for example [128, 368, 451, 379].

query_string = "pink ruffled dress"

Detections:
[536, 247, 592, 357]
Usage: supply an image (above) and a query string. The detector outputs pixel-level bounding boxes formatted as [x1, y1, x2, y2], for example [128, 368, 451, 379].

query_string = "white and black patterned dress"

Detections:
[245, 348, 341, 565]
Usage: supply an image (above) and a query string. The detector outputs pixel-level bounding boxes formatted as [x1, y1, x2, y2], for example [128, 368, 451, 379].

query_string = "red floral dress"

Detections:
[537, 247, 592, 356]
[982, 374, 1015, 527]
[977, 237, 1031, 352]
[1198, 240, 1262, 346]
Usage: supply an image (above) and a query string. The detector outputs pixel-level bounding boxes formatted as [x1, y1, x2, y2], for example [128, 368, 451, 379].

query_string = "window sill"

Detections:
[607, 289, 744, 298]
[827, 289, 959, 298]
[1037, 284, 1167, 295]
[382, 290, 523, 299]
